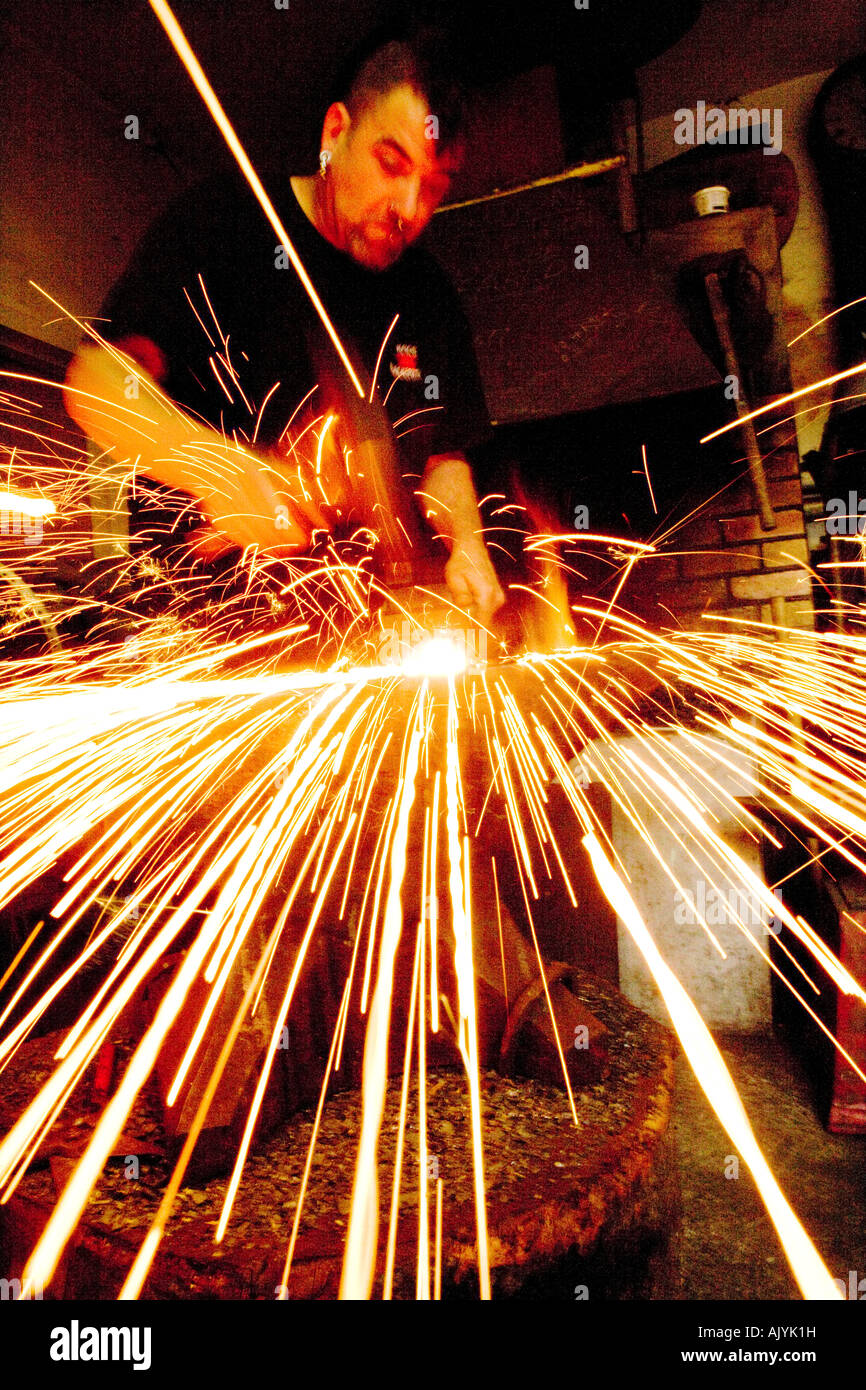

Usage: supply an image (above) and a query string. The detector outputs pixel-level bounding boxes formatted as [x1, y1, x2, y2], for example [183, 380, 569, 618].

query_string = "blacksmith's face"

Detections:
[325, 85, 462, 270]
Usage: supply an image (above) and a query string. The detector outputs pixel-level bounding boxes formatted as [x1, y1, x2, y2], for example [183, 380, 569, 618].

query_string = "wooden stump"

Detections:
[0, 970, 679, 1299]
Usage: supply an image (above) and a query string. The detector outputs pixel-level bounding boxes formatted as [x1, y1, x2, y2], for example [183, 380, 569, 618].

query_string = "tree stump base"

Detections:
[0, 970, 679, 1299]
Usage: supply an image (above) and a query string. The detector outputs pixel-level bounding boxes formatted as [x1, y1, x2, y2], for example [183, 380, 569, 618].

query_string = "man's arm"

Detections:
[420, 453, 505, 625]
[65, 340, 326, 552]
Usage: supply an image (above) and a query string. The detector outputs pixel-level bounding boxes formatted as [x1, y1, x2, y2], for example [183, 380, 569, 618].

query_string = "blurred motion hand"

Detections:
[65, 341, 331, 555]
[178, 438, 331, 554]
[444, 535, 505, 627]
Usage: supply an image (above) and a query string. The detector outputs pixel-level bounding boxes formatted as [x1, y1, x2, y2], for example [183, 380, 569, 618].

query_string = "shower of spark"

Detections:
[4, 269, 866, 1301]
[1, 541, 865, 1299]
[2, 323, 863, 1303]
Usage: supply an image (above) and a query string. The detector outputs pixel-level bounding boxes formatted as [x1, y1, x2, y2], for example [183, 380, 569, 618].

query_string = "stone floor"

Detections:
[671, 1031, 866, 1299]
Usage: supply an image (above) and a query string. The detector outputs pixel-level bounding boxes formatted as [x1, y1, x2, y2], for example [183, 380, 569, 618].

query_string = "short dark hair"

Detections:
[335, 27, 469, 150]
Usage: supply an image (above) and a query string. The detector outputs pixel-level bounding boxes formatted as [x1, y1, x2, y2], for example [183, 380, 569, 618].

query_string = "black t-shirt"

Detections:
[100, 167, 490, 564]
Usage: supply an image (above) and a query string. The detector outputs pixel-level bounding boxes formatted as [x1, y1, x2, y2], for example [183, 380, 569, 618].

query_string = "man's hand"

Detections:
[421, 454, 505, 626]
[64, 341, 328, 554]
[177, 438, 330, 552]
[444, 536, 505, 627]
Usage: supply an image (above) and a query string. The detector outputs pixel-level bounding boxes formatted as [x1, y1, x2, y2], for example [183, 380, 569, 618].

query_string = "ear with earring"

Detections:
[319, 149, 332, 178]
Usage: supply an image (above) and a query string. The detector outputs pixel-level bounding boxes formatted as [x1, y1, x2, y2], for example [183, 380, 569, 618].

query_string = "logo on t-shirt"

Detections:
[390, 343, 421, 382]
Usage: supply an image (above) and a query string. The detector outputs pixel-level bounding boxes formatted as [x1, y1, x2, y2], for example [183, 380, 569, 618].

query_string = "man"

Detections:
[65, 29, 504, 627]
[62, 30, 599, 1156]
